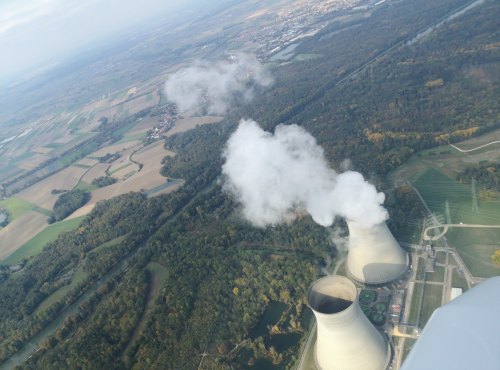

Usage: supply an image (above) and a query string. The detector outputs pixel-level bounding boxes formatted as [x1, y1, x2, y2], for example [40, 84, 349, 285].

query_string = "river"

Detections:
[407, 0, 486, 45]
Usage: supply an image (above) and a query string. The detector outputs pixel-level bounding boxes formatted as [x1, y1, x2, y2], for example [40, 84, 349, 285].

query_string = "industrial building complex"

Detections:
[299, 209, 496, 370]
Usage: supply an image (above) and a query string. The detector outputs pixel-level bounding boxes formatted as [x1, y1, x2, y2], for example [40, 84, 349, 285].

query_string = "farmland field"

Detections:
[111, 165, 138, 180]
[98, 90, 160, 120]
[32, 146, 54, 154]
[390, 129, 500, 280]
[75, 157, 99, 167]
[81, 163, 109, 183]
[107, 146, 141, 174]
[166, 116, 224, 137]
[68, 141, 181, 218]
[127, 116, 160, 134]
[116, 131, 147, 144]
[17, 165, 89, 209]
[413, 168, 500, 226]
[0, 211, 49, 261]
[2, 216, 85, 265]
[0, 197, 39, 222]
[74, 180, 98, 192]
[17, 153, 50, 170]
[131, 140, 175, 164]
[89, 140, 140, 158]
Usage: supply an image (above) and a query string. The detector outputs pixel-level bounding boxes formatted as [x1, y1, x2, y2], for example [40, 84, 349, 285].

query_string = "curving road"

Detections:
[449, 141, 500, 153]
[423, 223, 500, 240]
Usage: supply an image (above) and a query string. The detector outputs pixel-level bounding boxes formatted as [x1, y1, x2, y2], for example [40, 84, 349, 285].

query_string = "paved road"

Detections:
[449, 140, 500, 153]
[424, 223, 500, 240]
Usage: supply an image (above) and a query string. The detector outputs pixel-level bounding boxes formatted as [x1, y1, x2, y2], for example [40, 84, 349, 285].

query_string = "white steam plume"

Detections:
[222, 120, 388, 229]
[165, 54, 272, 115]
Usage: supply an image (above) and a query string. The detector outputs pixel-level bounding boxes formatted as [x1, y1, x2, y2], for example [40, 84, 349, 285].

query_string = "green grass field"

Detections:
[146, 262, 169, 293]
[59, 141, 101, 166]
[35, 266, 88, 314]
[33, 206, 52, 217]
[72, 163, 93, 169]
[34, 235, 124, 313]
[408, 282, 423, 325]
[436, 252, 446, 265]
[0, 197, 37, 222]
[413, 168, 500, 226]
[447, 228, 500, 278]
[419, 284, 443, 327]
[2, 216, 85, 265]
[109, 162, 132, 175]
[408, 165, 500, 279]
[116, 131, 146, 144]
[10, 151, 35, 165]
[426, 265, 445, 283]
[89, 236, 125, 255]
[74, 180, 98, 192]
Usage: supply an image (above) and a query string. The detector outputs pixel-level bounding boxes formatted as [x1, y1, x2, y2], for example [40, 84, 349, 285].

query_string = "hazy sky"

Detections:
[0, 0, 200, 83]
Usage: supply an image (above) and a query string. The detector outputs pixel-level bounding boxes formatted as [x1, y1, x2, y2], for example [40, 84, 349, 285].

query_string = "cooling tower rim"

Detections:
[306, 275, 358, 316]
[346, 252, 410, 285]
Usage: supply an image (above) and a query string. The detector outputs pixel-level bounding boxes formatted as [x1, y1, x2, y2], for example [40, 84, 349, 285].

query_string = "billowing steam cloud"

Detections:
[165, 54, 272, 115]
[222, 120, 388, 229]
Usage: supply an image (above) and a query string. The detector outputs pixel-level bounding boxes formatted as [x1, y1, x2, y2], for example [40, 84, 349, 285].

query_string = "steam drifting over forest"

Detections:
[222, 119, 388, 229]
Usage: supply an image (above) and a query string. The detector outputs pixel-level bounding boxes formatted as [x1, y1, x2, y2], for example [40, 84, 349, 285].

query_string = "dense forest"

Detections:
[457, 160, 500, 200]
[0, 0, 498, 368]
[91, 176, 118, 188]
[0, 209, 9, 227]
[238, 0, 500, 176]
[48, 189, 90, 223]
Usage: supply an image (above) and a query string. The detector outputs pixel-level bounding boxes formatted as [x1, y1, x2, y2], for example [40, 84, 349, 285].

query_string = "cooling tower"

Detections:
[346, 220, 408, 284]
[308, 275, 390, 370]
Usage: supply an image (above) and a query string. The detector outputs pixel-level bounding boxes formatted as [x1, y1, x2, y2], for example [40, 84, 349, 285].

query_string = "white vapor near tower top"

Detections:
[222, 119, 388, 228]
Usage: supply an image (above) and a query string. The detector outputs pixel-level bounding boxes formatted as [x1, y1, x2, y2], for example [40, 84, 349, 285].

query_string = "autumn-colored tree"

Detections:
[491, 249, 500, 265]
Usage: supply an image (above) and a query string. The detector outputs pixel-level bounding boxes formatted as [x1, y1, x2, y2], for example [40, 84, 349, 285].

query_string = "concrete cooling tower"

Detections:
[346, 220, 408, 284]
[307, 275, 390, 370]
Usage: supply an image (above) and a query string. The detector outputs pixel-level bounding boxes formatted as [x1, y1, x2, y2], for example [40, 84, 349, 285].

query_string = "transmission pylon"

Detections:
[445, 200, 452, 224]
[471, 178, 479, 213]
